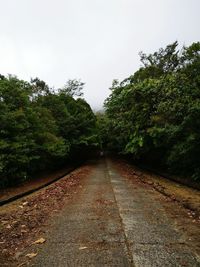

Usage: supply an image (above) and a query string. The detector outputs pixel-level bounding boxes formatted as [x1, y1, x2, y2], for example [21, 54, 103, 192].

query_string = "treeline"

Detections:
[0, 76, 98, 187]
[103, 41, 200, 181]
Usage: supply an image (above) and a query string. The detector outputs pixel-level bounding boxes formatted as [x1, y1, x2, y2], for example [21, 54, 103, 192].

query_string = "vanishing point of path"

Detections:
[32, 158, 200, 267]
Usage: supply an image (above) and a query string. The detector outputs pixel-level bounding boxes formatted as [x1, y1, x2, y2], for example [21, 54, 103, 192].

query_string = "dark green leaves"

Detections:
[0, 76, 97, 187]
[104, 42, 200, 180]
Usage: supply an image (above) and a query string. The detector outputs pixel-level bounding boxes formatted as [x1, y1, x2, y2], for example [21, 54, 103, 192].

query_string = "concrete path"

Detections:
[31, 158, 200, 267]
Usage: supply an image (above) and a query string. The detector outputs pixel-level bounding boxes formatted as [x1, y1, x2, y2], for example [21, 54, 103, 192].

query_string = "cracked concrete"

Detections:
[31, 158, 200, 267]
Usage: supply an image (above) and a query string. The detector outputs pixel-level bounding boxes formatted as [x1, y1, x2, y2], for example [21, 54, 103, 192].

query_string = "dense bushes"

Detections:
[104, 42, 200, 180]
[0, 76, 98, 187]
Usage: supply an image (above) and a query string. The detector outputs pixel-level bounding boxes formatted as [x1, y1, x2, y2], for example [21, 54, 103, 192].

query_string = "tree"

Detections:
[104, 41, 200, 180]
[60, 79, 84, 97]
[0, 75, 98, 187]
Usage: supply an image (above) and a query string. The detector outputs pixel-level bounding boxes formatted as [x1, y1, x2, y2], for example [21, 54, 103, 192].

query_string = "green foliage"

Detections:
[104, 42, 200, 180]
[60, 79, 84, 97]
[96, 112, 110, 150]
[0, 76, 98, 187]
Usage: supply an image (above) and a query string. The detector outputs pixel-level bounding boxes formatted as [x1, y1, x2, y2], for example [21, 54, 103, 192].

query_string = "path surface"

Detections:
[31, 158, 200, 267]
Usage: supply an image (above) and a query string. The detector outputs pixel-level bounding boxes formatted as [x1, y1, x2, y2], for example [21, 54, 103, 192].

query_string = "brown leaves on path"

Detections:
[0, 165, 91, 266]
[32, 238, 46, 244]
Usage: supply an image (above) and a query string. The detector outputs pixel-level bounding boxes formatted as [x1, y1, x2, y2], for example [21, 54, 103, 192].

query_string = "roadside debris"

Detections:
[26, 252, 38, 259]
[0, 165, 91, 266]
[33, 238, 46, 244]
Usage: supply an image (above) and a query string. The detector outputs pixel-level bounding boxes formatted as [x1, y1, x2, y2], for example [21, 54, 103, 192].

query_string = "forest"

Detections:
[0, 41, 200, 188]
[0, 77, 98, 187]
[103, 41, 200, 181]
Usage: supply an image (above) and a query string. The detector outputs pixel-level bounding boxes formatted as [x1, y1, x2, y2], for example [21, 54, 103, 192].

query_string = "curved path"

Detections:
[31, 158, 200, 267]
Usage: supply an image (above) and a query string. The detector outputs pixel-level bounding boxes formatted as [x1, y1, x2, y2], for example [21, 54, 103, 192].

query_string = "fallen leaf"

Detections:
[26, 252, 37, 258]
[33, 237, 46, 244]
[17, 262, 27, 267]
[1, 220, 9, 225]
[79, 246, 88, 250]
[6, 224, 11, 229]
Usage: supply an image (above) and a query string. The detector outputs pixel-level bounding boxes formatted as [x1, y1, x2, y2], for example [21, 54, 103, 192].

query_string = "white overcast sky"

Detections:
[0, 0, 199, 110]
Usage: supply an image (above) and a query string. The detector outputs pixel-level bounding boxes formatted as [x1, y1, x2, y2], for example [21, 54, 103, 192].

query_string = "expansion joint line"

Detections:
[105, 158, 135, 267]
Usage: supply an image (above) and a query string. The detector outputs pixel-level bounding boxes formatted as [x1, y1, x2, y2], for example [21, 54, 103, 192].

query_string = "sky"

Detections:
[0, 0, 199, 110]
